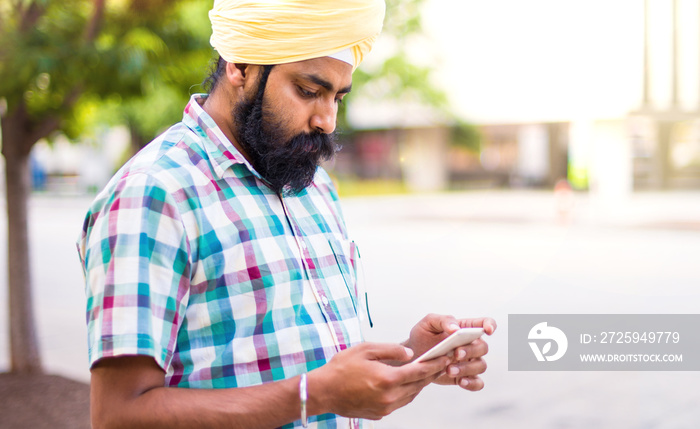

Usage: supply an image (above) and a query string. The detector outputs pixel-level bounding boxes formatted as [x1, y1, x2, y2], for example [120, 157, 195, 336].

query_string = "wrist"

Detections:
[306, 368, 332, 417]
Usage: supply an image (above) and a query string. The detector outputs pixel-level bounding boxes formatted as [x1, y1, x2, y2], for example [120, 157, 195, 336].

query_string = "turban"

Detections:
[209, 0, 386, 71]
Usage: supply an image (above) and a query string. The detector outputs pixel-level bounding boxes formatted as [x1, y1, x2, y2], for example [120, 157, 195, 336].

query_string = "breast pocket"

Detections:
[328, 237, 359, 315]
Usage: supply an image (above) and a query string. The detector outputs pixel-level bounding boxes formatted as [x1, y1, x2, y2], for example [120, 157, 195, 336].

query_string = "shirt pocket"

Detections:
[327, 237, 359, 315]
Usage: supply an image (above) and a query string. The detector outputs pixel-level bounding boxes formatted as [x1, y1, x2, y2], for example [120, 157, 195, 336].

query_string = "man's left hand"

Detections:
[403, 314, 496, 391]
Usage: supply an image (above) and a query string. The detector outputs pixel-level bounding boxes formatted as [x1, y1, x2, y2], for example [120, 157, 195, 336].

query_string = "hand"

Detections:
[403, 314, 497, 391]
[309, 342, 450, 420]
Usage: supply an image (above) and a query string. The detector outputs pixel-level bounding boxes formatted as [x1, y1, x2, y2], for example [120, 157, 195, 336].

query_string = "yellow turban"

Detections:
[209, 0, 385, 71]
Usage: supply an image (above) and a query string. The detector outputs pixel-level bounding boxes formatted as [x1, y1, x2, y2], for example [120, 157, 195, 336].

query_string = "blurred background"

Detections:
[1, 0, 699, 428]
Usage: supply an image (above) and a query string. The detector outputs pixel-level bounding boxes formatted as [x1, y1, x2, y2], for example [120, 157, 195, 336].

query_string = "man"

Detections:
[77, 1, 496, 428]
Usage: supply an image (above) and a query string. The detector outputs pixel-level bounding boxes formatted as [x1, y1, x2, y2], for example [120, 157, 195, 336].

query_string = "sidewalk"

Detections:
[1, 190, 698, 428]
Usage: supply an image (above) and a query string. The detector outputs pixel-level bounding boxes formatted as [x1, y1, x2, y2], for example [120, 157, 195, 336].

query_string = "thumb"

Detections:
[438, 316, 461, 335]
[422, 314, 460, 335]
[364, 343, 414, 362]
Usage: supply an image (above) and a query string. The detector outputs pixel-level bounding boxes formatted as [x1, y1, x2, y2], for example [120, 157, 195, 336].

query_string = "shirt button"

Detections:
[321, 295, 329, 306]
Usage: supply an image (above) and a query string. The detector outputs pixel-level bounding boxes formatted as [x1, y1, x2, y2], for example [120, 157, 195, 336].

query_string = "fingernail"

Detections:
[404, 347, 414, 358]
[449, 323, 460, 332]
[456, 349, 466, 360]
[448, 366, 459, 376]
[460, 378, 470, 387]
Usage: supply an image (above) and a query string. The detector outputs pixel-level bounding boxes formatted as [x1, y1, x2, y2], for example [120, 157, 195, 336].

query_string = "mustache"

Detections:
[281, 130, 338, 157]
[242, 120, 339, 169]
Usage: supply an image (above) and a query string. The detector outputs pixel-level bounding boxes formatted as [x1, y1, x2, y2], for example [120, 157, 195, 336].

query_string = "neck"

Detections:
[201, 89, 252, 163]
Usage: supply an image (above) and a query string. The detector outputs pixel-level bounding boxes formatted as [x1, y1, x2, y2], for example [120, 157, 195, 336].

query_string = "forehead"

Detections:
[272, 57, 353, 90]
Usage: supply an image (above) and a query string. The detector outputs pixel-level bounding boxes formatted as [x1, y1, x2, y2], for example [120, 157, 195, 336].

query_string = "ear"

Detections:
[225, 62, 249, 89]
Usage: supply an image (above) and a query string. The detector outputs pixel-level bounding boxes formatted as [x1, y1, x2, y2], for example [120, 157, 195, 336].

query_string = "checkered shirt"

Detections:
[77, 94, 367, 428]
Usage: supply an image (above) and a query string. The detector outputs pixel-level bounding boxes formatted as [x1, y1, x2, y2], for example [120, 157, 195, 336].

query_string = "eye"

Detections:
[335, 97, 344, 105]
[297, 86, 316, 98]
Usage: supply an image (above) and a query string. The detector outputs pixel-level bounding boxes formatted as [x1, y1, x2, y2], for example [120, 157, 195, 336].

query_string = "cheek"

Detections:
[267, 90, 310, 132]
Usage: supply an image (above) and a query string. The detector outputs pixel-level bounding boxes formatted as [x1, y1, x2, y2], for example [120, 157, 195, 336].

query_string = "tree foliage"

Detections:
[338, 0, 479, 149]
[0, 0, 213, 145]
[351, 0, 447, 106]
[0, 0, 477, 373]
[81, 0, 214, 152]
[0, 0, 213, 373]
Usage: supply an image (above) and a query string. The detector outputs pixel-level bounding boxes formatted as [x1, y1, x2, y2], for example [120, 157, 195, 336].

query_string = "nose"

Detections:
[309, 99, 337, 134]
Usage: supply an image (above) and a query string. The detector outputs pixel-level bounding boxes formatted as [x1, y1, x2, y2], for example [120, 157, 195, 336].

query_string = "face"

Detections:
[232, 57, 353, 195]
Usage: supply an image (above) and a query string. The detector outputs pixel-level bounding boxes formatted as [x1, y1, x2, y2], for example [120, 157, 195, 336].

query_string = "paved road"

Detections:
[1, 190, 699, 428]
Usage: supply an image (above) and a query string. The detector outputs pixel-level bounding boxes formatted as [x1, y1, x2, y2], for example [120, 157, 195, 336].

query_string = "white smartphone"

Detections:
[414, 328, 484, 363]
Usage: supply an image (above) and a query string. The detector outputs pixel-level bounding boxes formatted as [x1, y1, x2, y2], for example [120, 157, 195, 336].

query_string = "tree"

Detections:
[0, 0, 472, 374]
[338, 0, 479, 148]
[0, 0, 209, 373]
[336, 0, 447, 130]
[76, 0, 214, 156]
[332, 0, 480, 192]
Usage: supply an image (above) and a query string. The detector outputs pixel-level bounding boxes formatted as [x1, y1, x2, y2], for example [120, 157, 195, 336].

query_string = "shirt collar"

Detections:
[182, 94, 264, 181]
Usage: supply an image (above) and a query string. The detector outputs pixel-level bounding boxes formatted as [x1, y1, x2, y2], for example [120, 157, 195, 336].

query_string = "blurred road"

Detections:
[1, 190, 699, 428]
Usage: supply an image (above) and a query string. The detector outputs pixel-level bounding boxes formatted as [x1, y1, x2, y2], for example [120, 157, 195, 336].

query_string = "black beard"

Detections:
[232, 67, 340, 195]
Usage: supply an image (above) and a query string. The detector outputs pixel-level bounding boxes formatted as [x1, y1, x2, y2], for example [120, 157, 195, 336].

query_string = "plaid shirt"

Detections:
[78, 94, 366, 428]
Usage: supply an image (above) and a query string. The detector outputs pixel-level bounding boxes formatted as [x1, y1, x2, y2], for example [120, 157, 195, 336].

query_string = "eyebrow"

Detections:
[299, 73, 352, 94]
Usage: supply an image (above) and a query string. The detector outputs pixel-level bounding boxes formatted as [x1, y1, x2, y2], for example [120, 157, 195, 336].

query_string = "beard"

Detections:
[232, 67, 340, 195]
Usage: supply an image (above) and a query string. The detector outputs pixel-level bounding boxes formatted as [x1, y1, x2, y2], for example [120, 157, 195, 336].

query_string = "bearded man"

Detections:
[77, 1, 495, 428]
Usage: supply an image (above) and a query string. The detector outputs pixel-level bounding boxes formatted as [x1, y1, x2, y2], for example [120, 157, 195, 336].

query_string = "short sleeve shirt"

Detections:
[77, 94, 365, 428]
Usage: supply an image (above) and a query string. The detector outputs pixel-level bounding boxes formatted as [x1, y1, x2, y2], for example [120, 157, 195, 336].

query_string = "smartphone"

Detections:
[414, 328, 484, 363]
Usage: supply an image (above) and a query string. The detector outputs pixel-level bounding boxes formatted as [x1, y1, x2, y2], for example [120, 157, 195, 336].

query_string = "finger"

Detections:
[458, 317, 497, 335]
[457, 375, 485, 391]
[398, 356, 450, 384]
[379, 386, 424, 417]
[446, 358, 487, 378]
[452, 347, 468, 362]
[364, 343, 414, 363]
[392, 390, 421, 413]
[396, 367, 445, 398]
[439, 315, 461, 335]
[372, 371, 443, 419]
[453, 338, 489, 361]
[421, 313, 459, 335]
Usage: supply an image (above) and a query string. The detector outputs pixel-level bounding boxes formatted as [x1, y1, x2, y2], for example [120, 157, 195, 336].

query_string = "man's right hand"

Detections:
[309, 342, 450, 420]
[90, 343, 448, 428]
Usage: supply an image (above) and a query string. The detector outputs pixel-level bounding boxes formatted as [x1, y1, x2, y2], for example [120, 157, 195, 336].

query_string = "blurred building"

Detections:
[450, 122, 569, 189]
[340, 99, 452, 192]
[11, 1, 700, 197]
[335, 0, 700, 194]
[332, 126, 450, 192]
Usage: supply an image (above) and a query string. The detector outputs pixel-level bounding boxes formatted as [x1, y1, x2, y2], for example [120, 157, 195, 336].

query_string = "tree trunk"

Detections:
[2, 110, 42, 374]
[0, 0, 105, 374]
